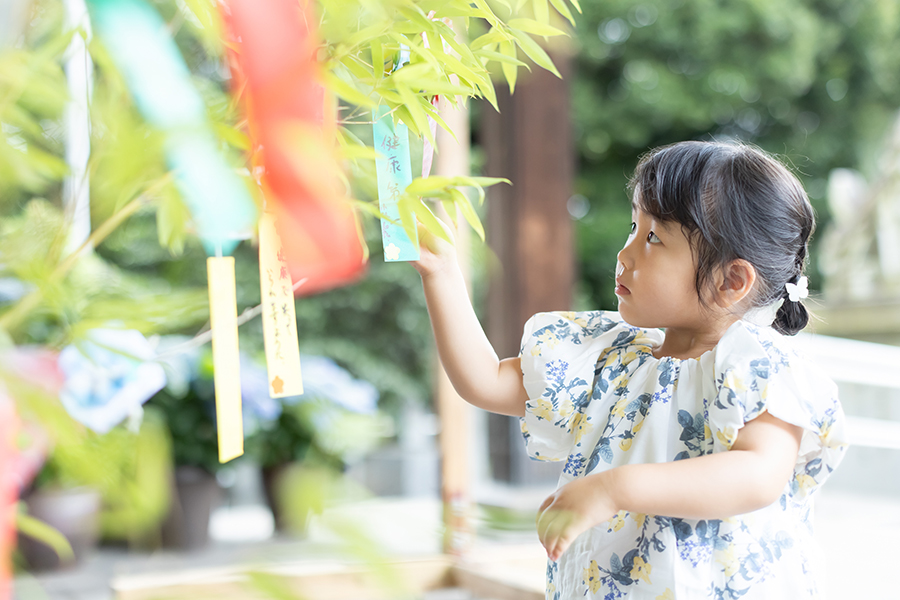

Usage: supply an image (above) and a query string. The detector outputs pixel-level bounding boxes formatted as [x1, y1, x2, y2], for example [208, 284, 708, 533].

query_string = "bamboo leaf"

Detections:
[470, 29, 511, 51]
[476, 48, 528, 67]
[337, 144, 382, 161]
[397, 86, 435, 148]
[16, 510, 74, 562]
[420, 98, 457, 142]
[371, 39, 385, 79]
[532, 0, 550, 24]
[510, 29, 561, 77]
[476, 75, 499, 113]
[393, 104, 421, 138]
[499, 40, 520, 93]
[340, 55, 376, 85]
[549, 0, 576, 25]
[406, 176, 452, 194]
[449, 188, 485, 241]
[408, 195, 452, 244]
[322, 72, 377, 107]
[212, 122, 250, 151]
[507, 18, 566, 37]
[398, 194, 421, 248]
[350, 199, 391, 221]
[470, 0, 502, 29]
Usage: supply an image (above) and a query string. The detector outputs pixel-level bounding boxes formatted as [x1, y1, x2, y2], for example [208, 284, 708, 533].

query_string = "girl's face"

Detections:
[615, 205, 708, 330]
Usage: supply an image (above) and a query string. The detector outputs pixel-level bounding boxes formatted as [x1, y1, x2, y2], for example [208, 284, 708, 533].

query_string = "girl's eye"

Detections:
[629, 222, 636, 235]
[648, 231, 661, 244]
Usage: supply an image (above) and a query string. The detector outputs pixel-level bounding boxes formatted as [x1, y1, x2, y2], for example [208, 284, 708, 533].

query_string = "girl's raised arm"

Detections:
[413, 226, 528, 417]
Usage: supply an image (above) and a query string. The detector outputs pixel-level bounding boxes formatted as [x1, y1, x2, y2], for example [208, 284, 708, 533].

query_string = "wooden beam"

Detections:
[482, 51, 575, 484]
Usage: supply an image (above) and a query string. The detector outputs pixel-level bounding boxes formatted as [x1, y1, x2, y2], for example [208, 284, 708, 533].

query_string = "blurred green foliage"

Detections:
[569, 0, 900, 309]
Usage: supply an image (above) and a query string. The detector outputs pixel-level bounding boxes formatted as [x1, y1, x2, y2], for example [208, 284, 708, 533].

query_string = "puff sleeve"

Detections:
[518, 311, 641, 461]
[707, 322, 849, 498]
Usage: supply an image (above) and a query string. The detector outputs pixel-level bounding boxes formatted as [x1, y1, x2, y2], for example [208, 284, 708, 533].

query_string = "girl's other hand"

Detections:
[411, 221, 458, 279]
[537, 471, 620, 562]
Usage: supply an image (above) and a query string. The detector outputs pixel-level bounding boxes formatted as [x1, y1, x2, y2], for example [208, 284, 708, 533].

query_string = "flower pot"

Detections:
[160, 466, 221, 550]
[261, 463, 310, 536]
[18, 487, 101, 571]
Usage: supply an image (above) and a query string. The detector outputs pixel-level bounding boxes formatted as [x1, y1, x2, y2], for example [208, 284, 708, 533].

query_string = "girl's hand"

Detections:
[411, 221, 458, 279]
[537, 471, 620, 562]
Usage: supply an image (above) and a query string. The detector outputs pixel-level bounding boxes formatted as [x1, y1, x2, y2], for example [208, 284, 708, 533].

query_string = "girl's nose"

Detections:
[616, 244, 633, 271]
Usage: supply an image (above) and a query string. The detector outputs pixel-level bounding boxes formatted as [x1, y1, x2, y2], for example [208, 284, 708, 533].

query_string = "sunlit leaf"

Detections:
[510, 29, 561, 77]
[508, 18, 566, 37]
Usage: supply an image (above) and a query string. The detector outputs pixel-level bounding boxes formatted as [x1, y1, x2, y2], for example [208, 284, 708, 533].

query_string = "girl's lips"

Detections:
[615, 281, 630, 295]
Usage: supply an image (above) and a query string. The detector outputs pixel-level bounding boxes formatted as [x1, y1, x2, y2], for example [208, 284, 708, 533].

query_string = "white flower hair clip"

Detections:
[785, 276, 809, 302]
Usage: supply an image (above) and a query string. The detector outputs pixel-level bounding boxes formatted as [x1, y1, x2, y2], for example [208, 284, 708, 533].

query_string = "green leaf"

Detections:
[499, 40, 521, 93]
[532, 0, 550, 24]
[322, 72, 377, 107]
[510, 29, 561, 78]
[420, 98, 457, 143]
[397, 194, 420, 248]
[393, 104, 421, 138]
[16, 509, 74, 562]
[408, 196, 452, 244]
[340, 55, 376, 85]
[476, 47, 528, 67]
[212, 123, 250, 151]
[156, 185, 189, 255]
[371, 39, 385, 79]
[449, 188, 485, 241]
[349, 199, 390, 221]
[569, 0, 582, 13]
[476, 76, 499, 113]
[406, 176, 452, 194]
[470, 0, 502, 29]
[337, 144, 382, 161]
[450, 176, 512, 204]
[549, 0, 576, 25]
[397, 86, 435, 148]
[507, 18, 566, 37]
[470, 29, 511, 51]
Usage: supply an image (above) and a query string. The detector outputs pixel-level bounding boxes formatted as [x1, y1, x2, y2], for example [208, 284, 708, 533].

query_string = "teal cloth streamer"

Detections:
[87, 0, 256, 256]
[373, 106, 418, 262]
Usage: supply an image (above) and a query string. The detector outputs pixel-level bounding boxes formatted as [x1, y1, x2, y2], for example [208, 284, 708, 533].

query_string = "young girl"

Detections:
[414, 141, 847, 599]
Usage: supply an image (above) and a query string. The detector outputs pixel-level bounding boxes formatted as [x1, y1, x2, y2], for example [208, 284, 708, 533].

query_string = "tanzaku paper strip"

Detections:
[373, 106, 418, 262]
[206, 257, 243, 463]
[258, 212, 303, 398]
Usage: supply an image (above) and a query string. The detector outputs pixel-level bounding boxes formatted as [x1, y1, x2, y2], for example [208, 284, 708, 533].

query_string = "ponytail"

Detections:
[773, 295, 809, 335]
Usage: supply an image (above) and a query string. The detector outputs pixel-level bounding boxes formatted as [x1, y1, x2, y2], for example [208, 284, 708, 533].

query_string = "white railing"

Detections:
[794, 333, 900, 450]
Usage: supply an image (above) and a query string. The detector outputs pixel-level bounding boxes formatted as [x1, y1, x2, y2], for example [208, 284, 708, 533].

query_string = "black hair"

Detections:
[628, 141, 814, 336]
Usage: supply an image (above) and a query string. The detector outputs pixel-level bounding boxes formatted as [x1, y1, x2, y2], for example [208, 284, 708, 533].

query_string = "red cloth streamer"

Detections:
[220, 0, 366, 295]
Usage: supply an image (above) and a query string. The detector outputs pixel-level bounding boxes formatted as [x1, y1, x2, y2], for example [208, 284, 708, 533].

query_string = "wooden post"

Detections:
[482, 51, 575, 484]
[435, 92, 473, 554]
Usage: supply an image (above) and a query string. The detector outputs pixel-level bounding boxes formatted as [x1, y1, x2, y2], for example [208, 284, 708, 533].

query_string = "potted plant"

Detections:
[149, 342, 228, 550]
[3, 333, 172, 569]
[241, 354, 383, 534]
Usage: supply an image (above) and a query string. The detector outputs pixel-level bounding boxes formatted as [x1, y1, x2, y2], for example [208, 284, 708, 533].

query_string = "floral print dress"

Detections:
[519, 311, 848, 600]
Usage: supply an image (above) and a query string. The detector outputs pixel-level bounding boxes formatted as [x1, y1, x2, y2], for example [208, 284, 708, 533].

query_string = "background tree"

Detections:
[569, 0, 900, 309]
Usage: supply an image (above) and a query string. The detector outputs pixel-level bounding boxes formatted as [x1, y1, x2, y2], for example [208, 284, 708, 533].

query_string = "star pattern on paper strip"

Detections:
[271, 375, 284, 395]
[385, 243, 401, 261]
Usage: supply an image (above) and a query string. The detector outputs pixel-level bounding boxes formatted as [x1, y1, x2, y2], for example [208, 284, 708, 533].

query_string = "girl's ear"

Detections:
[715, 259, 757, 308]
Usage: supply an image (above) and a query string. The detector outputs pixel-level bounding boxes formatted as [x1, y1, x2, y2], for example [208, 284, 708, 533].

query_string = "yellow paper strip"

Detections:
[207, 256, 244, 463]
[259, 212, 304, 398]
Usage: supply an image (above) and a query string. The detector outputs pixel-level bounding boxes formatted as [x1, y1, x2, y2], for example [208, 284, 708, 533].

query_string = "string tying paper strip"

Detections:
[87, 0, 254, 462]
[373, 105, 418, 262]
